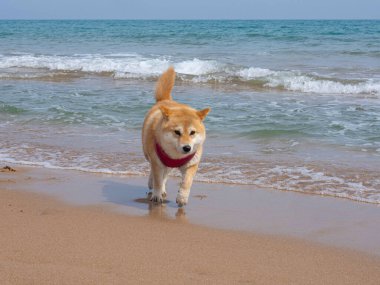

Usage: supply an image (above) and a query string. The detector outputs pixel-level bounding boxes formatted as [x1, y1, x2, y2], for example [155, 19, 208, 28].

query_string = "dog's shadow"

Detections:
[101, 180, 187, 221]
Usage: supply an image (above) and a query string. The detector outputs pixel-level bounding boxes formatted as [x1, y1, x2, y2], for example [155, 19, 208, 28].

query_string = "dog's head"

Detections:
[157, 105, 210, 158]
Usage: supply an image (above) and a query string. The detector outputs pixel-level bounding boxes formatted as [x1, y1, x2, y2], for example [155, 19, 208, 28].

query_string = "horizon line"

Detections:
[0, 18, 379, 21]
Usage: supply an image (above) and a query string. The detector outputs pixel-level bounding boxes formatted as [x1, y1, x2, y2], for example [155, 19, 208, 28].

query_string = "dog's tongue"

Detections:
[155, 143, 195, 168]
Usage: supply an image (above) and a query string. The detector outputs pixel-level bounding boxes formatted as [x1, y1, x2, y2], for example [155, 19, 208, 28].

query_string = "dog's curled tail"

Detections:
[155, 66, 175, 102]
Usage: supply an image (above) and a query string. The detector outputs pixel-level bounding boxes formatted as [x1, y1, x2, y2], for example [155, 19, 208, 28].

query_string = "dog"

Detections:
[142, 67, 210, 207]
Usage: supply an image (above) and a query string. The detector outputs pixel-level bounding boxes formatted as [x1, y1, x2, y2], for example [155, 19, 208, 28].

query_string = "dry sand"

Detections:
[1, 167, 380, 284]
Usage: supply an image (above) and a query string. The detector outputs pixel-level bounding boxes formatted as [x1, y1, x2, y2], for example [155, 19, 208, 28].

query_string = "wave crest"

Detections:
[1, 53, 379, 95]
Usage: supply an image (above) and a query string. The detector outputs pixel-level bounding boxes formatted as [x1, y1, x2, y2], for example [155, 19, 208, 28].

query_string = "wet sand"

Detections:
[1, 165, 380, 284]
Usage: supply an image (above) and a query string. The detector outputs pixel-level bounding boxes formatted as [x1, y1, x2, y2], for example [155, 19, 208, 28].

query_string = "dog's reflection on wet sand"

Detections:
[135, 196, 188, 222]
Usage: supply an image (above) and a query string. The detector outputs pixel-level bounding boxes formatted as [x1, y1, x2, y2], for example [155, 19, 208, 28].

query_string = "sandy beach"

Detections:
[1, 165, 380, 284]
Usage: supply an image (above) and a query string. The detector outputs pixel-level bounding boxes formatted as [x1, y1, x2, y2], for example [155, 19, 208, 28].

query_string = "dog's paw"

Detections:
[176, 194, 188, 207]
[150, 192, 164, 203]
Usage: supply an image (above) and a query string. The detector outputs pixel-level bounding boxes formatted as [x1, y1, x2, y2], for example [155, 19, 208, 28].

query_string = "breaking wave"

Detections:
[1, 53, 379, 95]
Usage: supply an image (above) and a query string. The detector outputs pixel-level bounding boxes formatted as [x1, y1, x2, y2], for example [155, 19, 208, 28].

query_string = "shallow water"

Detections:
[1, 20, 380, 203]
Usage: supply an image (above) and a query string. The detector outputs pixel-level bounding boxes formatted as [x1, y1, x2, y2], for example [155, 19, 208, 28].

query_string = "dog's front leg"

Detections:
[176, 164, 198, 207]
[148, 169, 153, 190]
[150, 162, 169, 203]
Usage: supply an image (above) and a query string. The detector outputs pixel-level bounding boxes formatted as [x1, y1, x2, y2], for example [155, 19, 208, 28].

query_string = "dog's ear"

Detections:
[159, 105, 172, 119]
[196, 108, 211, 121]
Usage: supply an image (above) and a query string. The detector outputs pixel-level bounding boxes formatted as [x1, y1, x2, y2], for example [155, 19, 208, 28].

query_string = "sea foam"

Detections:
[1, 53, 379, 95]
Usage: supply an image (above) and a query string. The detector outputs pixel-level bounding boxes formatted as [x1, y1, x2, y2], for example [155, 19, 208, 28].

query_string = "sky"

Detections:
[1, 0, 379, 20]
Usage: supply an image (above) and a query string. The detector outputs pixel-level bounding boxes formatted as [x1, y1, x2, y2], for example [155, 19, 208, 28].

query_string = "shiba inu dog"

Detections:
[142, 67, 210, 207]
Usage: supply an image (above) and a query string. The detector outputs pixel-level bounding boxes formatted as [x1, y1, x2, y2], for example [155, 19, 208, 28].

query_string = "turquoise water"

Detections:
[1, 20, 380, 203]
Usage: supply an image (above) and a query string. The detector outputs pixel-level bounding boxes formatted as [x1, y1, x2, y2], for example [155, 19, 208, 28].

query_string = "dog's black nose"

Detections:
[182, 145, 191, 153]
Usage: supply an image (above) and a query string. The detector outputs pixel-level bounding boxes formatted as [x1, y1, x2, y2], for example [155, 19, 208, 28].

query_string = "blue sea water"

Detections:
[1, 20, 380, 203]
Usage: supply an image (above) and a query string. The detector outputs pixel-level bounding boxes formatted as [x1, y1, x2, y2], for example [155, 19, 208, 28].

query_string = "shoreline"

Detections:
[1, 170, 380, 284]
[2, 120, 379, 205]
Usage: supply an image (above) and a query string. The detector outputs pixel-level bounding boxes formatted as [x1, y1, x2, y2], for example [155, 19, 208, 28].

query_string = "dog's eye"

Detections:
[174, 130, 181, 136]
[190, 130, 196, 136]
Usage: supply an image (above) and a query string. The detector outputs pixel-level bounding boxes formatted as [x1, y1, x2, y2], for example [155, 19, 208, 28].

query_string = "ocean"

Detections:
[1, 20, 380, 204]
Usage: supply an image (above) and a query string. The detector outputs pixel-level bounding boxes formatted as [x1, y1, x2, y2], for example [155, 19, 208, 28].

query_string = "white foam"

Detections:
[0, 155, 145, 176]
[0, 53, 171, 77]
[235, 67, 380, 95]
[258, 166, 380, 204]
[174, 58, 222, 75]
[1, 53, 379, 95]
[265, 75, 380, 95]
[0, 54, 220, 78]
[236, 67, 275, 78]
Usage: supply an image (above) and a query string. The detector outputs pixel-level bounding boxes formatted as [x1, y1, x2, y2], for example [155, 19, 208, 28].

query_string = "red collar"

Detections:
[155, 142, 196, 168]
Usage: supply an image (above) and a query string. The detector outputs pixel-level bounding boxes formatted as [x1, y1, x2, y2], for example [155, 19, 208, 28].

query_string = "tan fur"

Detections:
[142, 67, 210, 206]
[155, 66, 175, 102]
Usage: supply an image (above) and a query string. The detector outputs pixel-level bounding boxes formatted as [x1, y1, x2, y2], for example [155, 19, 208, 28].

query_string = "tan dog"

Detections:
[142, 67, 210, 207]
